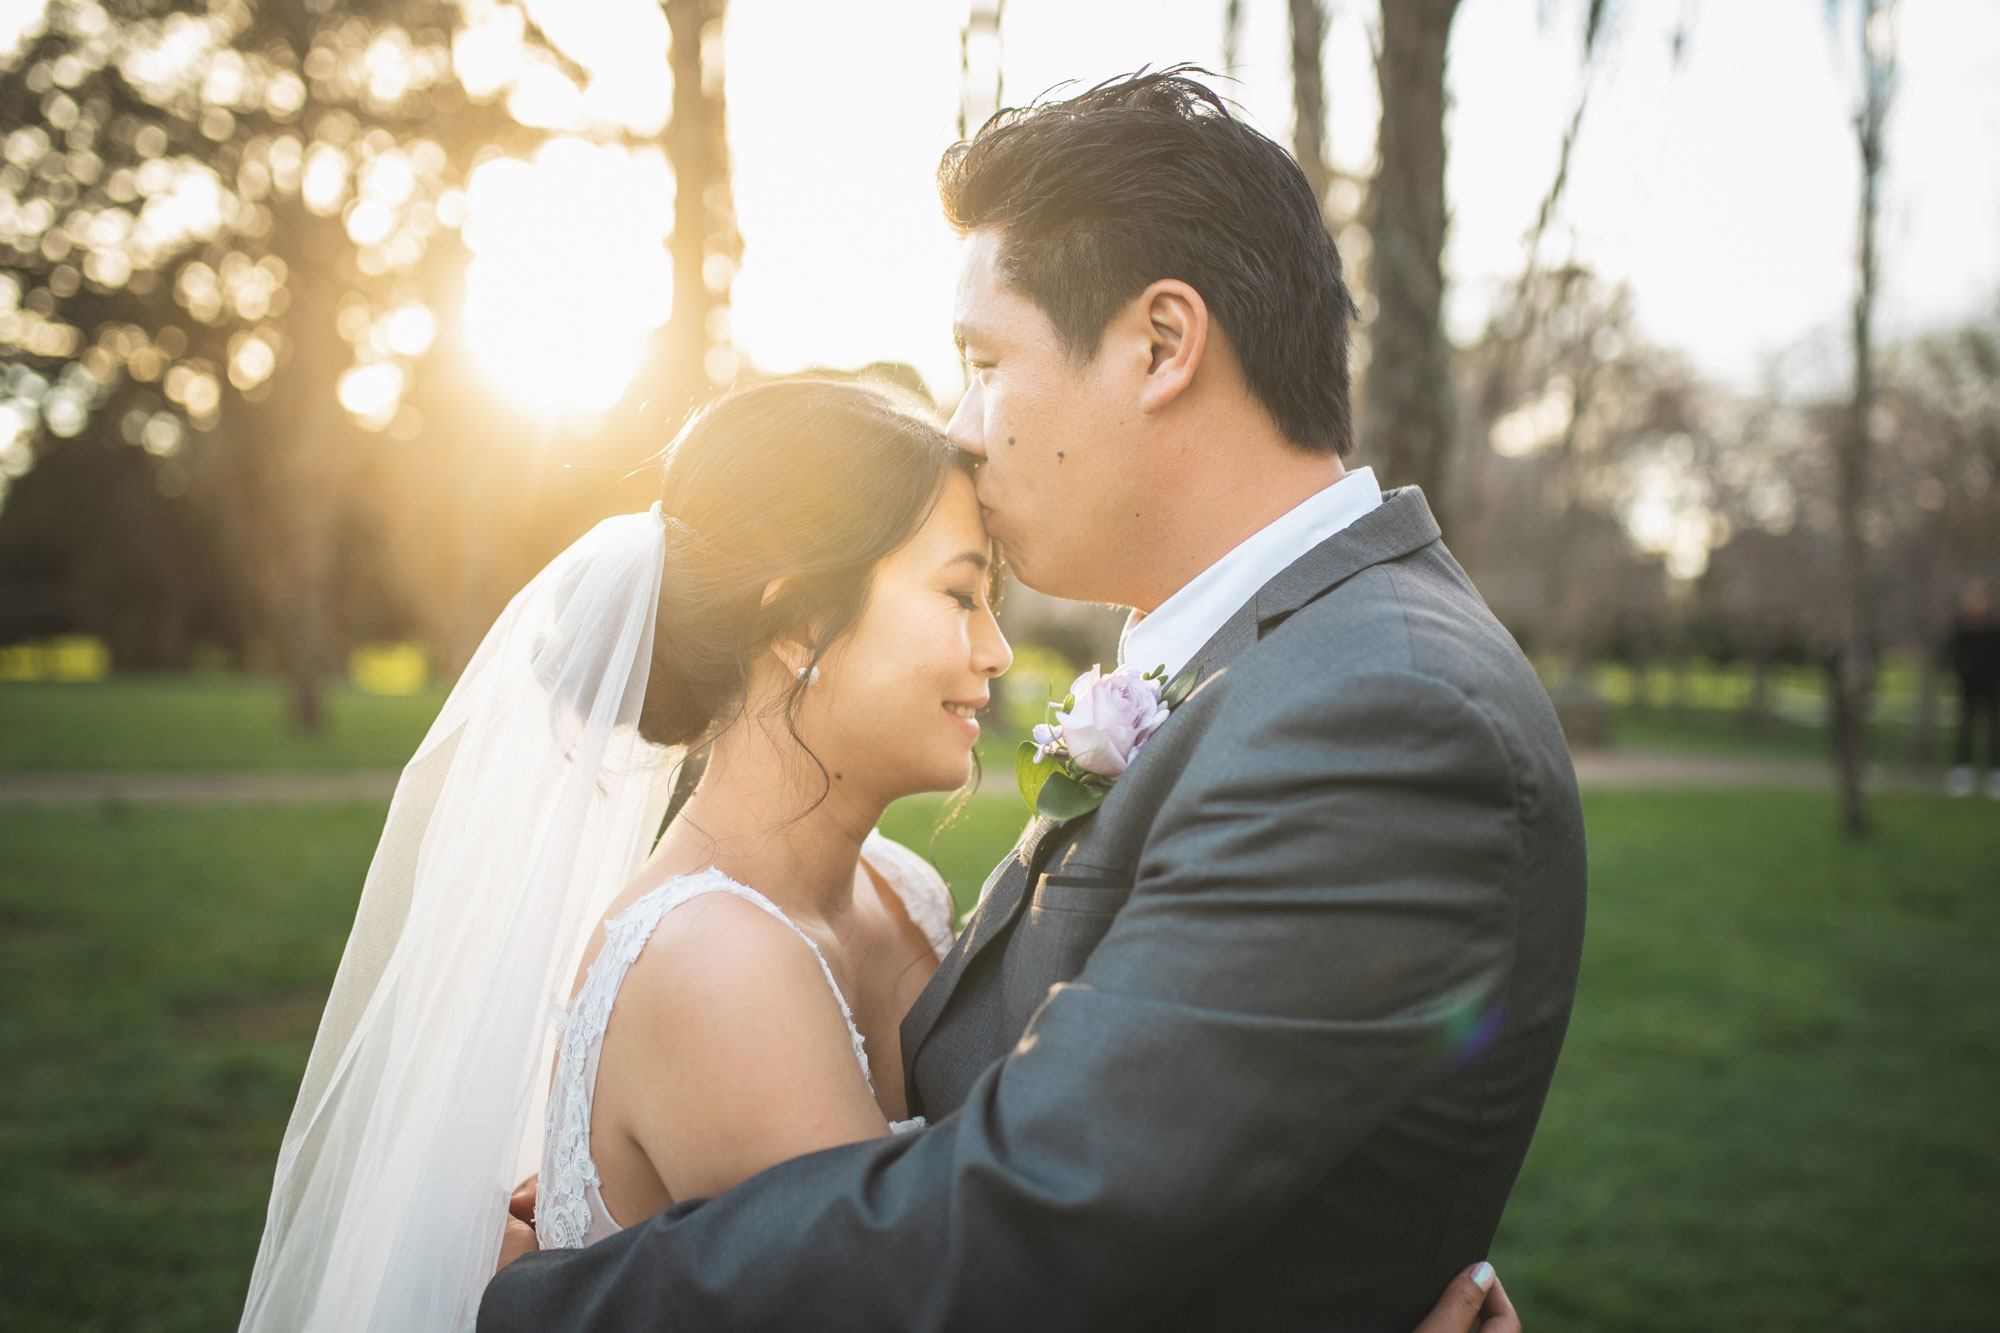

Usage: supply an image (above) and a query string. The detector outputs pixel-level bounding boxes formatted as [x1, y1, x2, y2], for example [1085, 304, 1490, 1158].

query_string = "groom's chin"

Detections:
[990, 540, 1056, 596]
[1006, 559, 1098, 606]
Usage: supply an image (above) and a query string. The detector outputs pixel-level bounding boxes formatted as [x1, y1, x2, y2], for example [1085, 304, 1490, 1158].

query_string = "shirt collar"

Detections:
[1118, 467, 1384, 679]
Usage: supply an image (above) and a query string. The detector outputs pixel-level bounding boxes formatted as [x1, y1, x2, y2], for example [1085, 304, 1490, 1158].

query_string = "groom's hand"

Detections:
[509, 1174, 538, 1226]
[496, 1173, 540, 1274]
[497, 1215, 539, 1273]
[1412, 1263, 1519, 1333]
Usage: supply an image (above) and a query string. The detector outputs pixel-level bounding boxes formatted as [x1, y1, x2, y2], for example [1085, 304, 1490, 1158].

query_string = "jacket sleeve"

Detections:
[479, 669, 1523, 1333]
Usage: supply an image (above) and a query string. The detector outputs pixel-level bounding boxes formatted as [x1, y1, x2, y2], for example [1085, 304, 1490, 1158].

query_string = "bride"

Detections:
[239, 376, 1008, 1331]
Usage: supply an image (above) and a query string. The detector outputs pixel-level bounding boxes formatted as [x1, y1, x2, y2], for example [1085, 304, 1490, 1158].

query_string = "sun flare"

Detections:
[459, 137, 673, 416]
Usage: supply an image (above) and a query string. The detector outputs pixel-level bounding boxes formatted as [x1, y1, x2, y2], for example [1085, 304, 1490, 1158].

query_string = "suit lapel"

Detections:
[899, 486, 1444, 1099]
[897, 814, 1056, 1082]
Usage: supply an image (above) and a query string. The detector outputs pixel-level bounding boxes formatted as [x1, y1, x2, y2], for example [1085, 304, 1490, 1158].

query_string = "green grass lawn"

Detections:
[1489, 792, 2000, 1330]
[3, 789, 1994, 1329]
[0, 677, 450, 771]
[0, 802, 391, 1331]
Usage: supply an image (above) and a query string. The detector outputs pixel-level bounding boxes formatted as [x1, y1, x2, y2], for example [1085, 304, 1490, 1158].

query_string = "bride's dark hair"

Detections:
[638, 376, 975, 752]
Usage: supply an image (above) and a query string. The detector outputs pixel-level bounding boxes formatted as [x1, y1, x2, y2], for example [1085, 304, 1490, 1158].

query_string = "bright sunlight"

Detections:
[460, 137, 673, 415]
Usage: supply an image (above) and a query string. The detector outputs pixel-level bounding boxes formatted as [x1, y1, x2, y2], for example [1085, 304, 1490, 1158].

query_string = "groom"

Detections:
[484, 70, 1584, 1331]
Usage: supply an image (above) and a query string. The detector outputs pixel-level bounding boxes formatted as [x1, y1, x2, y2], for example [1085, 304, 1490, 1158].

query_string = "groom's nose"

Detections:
[946, 384, 987, 457]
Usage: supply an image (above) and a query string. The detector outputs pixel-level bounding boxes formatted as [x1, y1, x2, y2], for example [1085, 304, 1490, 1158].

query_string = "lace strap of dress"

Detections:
[861, 830, 955, 959]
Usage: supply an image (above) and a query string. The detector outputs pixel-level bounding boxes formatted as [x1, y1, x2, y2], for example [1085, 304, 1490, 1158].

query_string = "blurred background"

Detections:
[0, 1, 1994, 1328]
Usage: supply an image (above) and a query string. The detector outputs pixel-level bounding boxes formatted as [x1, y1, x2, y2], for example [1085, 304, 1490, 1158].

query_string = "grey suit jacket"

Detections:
[481, 486, 1588, 1332]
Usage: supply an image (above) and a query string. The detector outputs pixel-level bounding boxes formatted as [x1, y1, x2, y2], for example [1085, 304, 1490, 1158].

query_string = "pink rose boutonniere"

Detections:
[1017, 661, 1203, 823]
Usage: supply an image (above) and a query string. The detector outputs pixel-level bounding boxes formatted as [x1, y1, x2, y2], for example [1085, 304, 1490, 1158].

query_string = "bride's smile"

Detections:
[798, 469, 1008, 802]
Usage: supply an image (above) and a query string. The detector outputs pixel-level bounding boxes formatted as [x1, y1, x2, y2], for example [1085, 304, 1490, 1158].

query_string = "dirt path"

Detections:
[1575, 753, 1829, 788]
[0, 754, 1948, 804]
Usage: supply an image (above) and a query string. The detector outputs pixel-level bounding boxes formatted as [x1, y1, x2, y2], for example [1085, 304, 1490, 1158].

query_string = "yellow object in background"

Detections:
[349, 642, 429, 696]
[0, 635, 112, 682]
[1003, 643, 1081, 733]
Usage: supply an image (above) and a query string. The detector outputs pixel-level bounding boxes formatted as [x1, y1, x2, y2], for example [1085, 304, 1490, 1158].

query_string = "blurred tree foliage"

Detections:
[1458, 257, 2000, 736]
[1288, 0, 1994, 776]
[1456, 264, 1694, 679]
[0, 0, 731, 727]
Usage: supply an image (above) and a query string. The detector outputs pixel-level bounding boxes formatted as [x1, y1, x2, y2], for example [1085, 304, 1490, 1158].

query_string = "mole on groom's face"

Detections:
[945, 229, 1146, 605]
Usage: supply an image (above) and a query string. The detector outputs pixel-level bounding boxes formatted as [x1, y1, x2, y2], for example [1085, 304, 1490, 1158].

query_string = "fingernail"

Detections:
[1471, 1261, 1496, 1291]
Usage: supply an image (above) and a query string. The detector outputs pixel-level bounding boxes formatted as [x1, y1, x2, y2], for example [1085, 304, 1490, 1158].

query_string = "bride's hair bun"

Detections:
[638, 376, 970, 750]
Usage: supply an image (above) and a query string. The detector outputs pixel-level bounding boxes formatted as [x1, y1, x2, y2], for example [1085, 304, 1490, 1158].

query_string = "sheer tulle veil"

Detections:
[239, 504, 683, 1332]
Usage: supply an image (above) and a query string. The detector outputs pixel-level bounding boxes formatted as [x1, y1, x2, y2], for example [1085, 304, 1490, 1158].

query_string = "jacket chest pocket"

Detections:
[1003, 872, 1131, 1029]
[1031, 873, 1131, 917]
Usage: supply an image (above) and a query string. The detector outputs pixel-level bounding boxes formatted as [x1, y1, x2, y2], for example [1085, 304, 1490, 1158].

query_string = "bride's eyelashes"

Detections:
[948, 589, 980, 611]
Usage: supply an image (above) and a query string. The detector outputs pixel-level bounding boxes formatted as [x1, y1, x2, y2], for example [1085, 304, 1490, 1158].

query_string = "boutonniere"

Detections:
[1016, 662, 1202, 823]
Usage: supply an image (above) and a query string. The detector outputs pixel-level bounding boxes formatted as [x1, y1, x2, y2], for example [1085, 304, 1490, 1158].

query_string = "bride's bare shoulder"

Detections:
[619, 889, 839, 1030]
[598, 887, 885, 1201]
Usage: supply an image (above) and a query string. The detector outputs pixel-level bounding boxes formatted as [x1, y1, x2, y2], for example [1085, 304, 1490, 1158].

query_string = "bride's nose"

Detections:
[972, 613, 1011, 678]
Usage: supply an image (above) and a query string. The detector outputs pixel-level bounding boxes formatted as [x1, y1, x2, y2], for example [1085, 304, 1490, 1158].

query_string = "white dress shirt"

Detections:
[1118, 467, 1384, 679]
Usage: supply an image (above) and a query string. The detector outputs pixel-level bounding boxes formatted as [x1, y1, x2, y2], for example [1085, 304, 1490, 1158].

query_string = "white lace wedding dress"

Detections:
[536, 829, 955, 1249]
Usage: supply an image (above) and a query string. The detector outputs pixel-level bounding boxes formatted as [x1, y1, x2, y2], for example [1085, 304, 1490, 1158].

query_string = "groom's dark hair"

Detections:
[938, 67, 1359, 456]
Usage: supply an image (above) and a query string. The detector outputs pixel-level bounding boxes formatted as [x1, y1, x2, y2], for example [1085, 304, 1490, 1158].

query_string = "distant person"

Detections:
[1946, 579, 2000, 799]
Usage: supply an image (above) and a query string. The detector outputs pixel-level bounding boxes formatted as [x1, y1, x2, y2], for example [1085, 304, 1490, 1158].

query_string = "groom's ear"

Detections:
[1130, 279, 1209, 415]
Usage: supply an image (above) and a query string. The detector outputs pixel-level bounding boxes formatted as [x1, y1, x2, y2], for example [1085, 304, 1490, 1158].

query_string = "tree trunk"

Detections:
[1905, 647, 1939, 765]
[274, 201, 347, 737]
[1741, 643, 1772, 734]
[1363, 0, 1462, 527]
[1834, 0, 1894, 837]
[664, 0, 737, 404]
[284, 432, 332, 735]
[960, 1, 1003, 140]
[1288, 0, 1331, 219]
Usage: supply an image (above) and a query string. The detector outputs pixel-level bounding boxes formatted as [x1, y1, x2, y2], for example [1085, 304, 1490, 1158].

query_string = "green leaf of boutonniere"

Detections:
[1035, 769, 1110, 823]
[1160, 662, 1203, 711]
[1016, 740, 1057, 815]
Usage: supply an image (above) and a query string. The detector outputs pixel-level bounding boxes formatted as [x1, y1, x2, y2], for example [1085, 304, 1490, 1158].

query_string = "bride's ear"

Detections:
[759, 578, 820, 682]
[768, 633, 816, 681]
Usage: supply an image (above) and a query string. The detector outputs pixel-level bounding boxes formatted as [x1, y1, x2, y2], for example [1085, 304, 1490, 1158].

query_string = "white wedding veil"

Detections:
[240, 504, 683, 1333]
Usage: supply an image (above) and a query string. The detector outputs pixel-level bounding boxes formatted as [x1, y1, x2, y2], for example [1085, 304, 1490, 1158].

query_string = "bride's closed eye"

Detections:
[948, 590, 981, 611]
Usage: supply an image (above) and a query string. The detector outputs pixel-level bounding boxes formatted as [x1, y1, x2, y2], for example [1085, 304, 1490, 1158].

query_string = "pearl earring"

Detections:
[797, 665, 821, 687]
